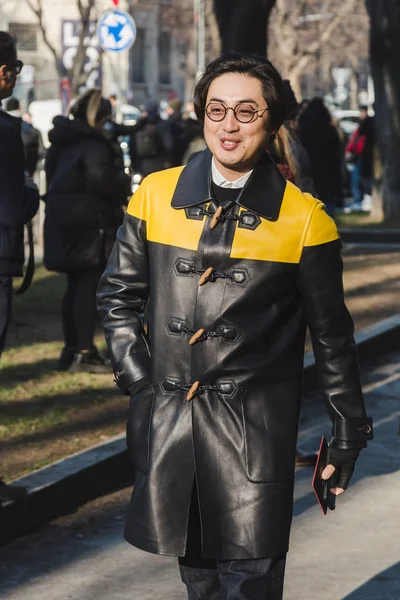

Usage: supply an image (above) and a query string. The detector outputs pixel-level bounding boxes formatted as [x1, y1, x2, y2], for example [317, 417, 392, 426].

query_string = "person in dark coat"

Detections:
[44, 88, 130, 372]
[0, 31, 39, 502]
[164, 97, 190, 167]
[5, 97, 44, 177]
[345, 107, 375, 209]
[129, 99, 169, 176]
[97, 53, 373, 599]
[297, 97, 343, 217]
[0, 34, 39, 356]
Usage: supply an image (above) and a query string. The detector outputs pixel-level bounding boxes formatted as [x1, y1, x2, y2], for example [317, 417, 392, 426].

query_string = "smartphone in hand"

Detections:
[312, 436, 337, 514]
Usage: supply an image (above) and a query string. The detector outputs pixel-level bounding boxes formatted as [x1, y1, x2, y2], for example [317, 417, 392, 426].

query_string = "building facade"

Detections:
[0, 0, 189, 109]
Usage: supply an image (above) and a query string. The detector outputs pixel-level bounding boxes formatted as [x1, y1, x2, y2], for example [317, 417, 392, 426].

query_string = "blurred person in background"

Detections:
[43, 88, 130, 372]
[345, 106, 375, 212]
[278, 80, 315, 195]
[108, 93, 118, 120]
[164, 97, 189, 167]
[297, 97, 343, 217]
[129, 98, 169, 177]
[0, 30, 39, 502]
[182, 100, 205, 164]
[5, 97, 44, 178]
[102, 105, 148, 177]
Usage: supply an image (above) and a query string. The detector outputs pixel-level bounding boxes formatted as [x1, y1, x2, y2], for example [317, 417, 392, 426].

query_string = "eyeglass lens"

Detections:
[206, 103, 259, 123]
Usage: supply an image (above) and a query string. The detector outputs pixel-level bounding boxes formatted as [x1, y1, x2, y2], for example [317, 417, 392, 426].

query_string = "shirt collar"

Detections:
[171, 147, 286, 222]
[211, 159, 253, 189]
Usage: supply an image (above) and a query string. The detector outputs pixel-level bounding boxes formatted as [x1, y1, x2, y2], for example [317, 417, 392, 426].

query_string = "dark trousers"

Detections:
[62, 268, 103, 351]
[179, 556, 286, 600]
[179, 486, 286, 600]
[0, 275, 12, 357]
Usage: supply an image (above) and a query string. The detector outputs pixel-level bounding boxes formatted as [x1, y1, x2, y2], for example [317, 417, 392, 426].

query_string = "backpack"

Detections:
[135, 122, 163, 159]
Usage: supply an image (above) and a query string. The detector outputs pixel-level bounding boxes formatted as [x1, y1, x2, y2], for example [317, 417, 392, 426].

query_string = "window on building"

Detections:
[131, 28, 145, 84]
[9, 23, 38, 52]
[159, 31, 171, 85]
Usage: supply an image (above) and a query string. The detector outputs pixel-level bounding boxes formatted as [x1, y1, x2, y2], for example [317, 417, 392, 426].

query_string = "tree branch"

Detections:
[69, 0, 97, 93]
[25, 0, 63, 75]
[289, 0, 358, 78]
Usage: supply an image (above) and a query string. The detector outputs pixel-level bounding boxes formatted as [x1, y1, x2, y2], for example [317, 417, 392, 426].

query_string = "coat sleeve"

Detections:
[297, 201, 373, 449]
[0, 123, 39, 227]
[97, 180, 151, 394]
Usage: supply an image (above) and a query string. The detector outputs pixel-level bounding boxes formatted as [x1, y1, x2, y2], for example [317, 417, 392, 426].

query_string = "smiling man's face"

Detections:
[204, 72, 271, 181]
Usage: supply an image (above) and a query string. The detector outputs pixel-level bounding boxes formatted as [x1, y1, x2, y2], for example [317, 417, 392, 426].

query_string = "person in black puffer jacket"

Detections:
[44, 88, 130, 372]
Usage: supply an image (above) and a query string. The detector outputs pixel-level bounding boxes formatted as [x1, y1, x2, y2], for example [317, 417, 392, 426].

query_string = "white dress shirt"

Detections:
[211, 159, 253, 189]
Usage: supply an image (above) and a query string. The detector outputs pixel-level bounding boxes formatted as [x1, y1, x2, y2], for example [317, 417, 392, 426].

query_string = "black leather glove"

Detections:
[127, 377, 152, 397]
[327, 446, 360, 490]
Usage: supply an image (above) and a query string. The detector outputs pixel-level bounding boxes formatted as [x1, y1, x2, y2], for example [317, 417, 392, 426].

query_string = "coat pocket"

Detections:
[241, 387, 300, 483]
[126, 384, 155, 474]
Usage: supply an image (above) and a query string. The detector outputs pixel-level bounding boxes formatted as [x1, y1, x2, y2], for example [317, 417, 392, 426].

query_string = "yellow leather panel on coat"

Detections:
[127, 170, 340, 261]
[301, 197, 340, 247]
[127, 167, 204, 252]
[230, 182, 339, 263]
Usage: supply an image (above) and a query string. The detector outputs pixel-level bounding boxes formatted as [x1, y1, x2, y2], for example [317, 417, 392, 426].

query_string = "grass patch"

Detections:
[0, 265, 127, 481]
[335, 212, 400, 229]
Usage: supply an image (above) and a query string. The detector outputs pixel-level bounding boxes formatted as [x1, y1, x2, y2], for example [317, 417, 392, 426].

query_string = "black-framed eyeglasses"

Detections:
[205, 102, 269, 124]
[6, 60, 23, 74]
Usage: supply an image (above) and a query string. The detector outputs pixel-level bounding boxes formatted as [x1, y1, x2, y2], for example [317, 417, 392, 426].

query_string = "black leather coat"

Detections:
[97, 149, 372, 560]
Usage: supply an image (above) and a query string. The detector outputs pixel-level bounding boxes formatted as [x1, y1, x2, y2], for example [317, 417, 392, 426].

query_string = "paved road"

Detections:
[0, 353, 399, 599]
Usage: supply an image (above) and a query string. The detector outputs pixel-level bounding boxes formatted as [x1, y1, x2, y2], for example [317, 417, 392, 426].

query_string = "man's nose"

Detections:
[223, 109, 240, 132]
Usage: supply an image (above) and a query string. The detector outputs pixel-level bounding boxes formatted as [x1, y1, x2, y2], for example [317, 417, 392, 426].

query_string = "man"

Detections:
[97, 53, 373, 599]
[345, 105, 374, 212]
[129, 98, 170, 177]
[5, 97, 44, 177]
[0, 32, 39, 501]
[164, 97, 190, 167]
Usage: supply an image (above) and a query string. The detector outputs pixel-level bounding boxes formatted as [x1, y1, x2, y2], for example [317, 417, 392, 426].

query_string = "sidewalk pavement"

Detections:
[0, 350, 398, 599]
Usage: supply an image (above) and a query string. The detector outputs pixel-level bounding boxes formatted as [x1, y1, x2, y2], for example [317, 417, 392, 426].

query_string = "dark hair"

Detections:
[70, 88, 112, 129]
[194, 52, 285, 134]
[282, 80, 299, 121]
[0, 31, 16, 67]
[297, 97, 332, 130]
[5, 97, 19, 111]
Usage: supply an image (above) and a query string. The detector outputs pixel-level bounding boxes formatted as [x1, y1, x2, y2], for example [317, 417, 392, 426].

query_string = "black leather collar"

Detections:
[171, 147, 286, 221]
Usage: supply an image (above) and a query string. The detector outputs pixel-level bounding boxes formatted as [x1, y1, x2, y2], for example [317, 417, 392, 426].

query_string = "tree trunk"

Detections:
[366, 0, 400, 221]
[213, 0, 276, 56]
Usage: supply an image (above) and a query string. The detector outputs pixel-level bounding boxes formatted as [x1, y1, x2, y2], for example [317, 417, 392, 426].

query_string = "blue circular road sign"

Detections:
[97, 10, 137, 53]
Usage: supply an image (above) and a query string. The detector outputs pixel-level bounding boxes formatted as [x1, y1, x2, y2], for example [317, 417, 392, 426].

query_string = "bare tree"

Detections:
[24, 0, 98, 94]
[268, 0, 363, 99]
[365, 0, 400, 221]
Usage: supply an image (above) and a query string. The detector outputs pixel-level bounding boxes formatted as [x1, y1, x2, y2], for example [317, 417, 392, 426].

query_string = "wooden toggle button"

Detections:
[210, 206, 223, 229]
[198, 267, 214, 286]
[187, 381, 200, 401]
[189, 328, 205, 345]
